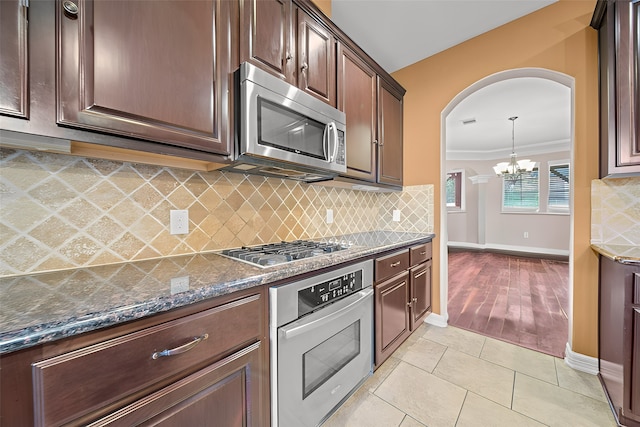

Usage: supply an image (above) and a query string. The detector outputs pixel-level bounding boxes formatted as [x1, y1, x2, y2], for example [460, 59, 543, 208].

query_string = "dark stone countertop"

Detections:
[590, 243, 640, 265]
[0, 231, 434, 354]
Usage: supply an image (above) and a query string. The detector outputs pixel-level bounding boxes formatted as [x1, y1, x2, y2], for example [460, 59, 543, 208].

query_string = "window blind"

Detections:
[503, 168, 539, 209]
[549, 164, 570, 208]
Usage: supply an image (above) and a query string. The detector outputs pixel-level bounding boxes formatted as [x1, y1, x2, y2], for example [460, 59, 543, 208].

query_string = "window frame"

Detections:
[547, 160, 570, 213]
[501, 166, 539, 213]
[446, 169, 465, 212]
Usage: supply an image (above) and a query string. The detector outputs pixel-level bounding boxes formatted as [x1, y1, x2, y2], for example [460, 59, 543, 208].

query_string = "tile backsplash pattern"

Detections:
[0, 148, 433, 276]
[591, 177, 640, 245]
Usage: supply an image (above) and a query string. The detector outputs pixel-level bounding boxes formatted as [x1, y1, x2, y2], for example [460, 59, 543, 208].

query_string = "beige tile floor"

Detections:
[323, 324, 617, 427]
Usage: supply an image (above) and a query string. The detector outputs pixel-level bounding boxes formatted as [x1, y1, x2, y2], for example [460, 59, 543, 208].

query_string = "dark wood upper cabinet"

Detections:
[240, 0, 294, 83]
[56, 0, 232, 155]
[592, 0, 640, 176]
[240, 0, 336, 105]
[337, 44, 377, 182]
[378, 78, 404, 186]
[337, 43, 404, 187]
[0, 0, 29, 119]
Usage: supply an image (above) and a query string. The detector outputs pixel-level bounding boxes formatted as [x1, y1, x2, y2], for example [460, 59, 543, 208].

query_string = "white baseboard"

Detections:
[424, 313, 448, 328]
[564, 342, 599, 375]
[448, 241, 570, 257]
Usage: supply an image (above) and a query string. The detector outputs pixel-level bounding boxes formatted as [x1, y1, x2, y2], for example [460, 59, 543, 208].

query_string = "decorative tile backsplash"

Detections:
[591, 177, 640, 245]
[0, 148, 433, 277]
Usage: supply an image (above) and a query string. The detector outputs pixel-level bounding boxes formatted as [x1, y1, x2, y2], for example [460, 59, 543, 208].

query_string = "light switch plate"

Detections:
[392, 210, 401, 222]
[326, 209, 334, 224]
[171, 276, 190, 294]
[170, 209, 189, 234]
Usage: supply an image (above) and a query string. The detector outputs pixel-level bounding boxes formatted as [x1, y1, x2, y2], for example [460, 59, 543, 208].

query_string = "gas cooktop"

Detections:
[221, 240, 348, 267]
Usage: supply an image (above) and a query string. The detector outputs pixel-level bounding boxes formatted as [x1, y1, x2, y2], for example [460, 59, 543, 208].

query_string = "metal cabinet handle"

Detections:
[390, 261, 401, 267]
[63, 0, 78, 16]
[407, 301, 412, 307]
[301, 62, 308, 71]
[372, 140, 378, 145]
[414, 270, 427, 279]
[420, 251, 427, 255]
[152, 334, 208, 359]
[413, 297, 418, 303]
[286, 52, 293, 61]
[379, 140, 385, 146]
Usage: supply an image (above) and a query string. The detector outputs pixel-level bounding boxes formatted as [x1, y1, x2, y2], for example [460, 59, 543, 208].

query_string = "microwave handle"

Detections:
[324, 122, 338, 162]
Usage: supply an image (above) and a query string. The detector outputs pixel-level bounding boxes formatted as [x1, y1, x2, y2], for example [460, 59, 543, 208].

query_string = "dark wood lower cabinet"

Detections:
[89, 342, 262, 426]
[0, 287, 269, 427]
[375, 270, 411, 366]
[598, 256, 640, 427]
[410, 260, 432, 330]
[374, 242, 432, 368]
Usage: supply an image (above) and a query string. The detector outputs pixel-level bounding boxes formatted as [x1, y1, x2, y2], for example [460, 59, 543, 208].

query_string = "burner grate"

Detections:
[221, 240, 347, 267]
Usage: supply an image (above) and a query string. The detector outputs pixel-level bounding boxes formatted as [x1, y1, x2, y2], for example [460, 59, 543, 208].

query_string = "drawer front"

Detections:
[32, 293, 262, 427]
[375, 250, 409, 282]
[409, 242, 432, 266]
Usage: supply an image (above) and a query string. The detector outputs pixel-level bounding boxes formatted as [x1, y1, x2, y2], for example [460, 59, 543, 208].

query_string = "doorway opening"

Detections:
[438, 68, 575, 357]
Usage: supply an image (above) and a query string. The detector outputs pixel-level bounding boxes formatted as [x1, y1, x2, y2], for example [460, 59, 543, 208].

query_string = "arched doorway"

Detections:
[435, 68, 575, 356]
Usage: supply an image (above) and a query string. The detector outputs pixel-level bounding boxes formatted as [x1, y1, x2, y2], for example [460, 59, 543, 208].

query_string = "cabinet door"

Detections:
[614, 0, 640, 171]
[296, 9, 335, 105]
[410, 260, 432, 330]
[0, 0, 28, 118]
[57, 0, 231, 155]
[337, 43, 377, 182]
[240, 0, 295, 84]
[89, 342, 266, 427]
[375, 271, 410, 367]
[632, 308, 640, 417]
[377, 77, 403, 186]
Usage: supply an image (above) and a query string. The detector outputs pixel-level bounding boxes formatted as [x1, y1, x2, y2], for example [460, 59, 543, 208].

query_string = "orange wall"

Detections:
[393, 0, 600, 356]
[312, 0, 331, 17]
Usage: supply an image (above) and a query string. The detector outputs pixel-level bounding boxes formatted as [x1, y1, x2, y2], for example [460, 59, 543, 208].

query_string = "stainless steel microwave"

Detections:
[221, 62, 347, 183]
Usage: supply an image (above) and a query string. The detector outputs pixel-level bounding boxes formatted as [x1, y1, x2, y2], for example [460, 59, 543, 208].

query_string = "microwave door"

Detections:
[242, 80, 346, 174]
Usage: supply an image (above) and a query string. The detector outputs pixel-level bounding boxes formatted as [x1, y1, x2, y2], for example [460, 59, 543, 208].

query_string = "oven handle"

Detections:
[281, 288, 373, 340]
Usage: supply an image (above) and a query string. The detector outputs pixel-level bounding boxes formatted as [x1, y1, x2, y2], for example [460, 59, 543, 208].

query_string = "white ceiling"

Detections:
[446, 77, 571, 160]
[330, 0, 570, 159]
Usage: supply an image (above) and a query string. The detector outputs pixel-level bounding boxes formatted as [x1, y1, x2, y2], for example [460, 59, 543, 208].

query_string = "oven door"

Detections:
[276, 288, 373, 427]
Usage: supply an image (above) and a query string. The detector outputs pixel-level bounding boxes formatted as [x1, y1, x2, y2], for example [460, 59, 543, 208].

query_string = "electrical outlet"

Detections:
[524, 231, 529, 238]
[326, 209, 334, 224]
[170, 276, 190, 294]
[392, 209, 401, 222]
[170, 210, 189, 235]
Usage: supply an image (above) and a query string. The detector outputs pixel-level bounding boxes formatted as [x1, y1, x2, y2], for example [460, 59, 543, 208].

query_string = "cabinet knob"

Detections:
[286, 52, 292, 62]
[372, 140, 378, 145]
[62, 0, 79, 17]
[301, 62, 308, 72]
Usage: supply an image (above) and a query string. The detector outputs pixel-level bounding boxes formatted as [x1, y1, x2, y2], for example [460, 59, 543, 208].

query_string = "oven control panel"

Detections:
[297, 270, 363, 317]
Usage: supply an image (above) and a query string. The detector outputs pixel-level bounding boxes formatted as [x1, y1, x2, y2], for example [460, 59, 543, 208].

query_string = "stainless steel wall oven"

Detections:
[269, 260, 373, 426]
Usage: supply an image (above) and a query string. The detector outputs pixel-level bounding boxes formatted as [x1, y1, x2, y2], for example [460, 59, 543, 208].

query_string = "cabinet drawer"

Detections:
[409, 242, 432, 266]
[32, 293, 262, 427]
[375, 250, 409, 282]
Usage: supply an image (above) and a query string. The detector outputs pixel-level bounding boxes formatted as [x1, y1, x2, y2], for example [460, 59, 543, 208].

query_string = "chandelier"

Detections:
[493, 116, 535, 183]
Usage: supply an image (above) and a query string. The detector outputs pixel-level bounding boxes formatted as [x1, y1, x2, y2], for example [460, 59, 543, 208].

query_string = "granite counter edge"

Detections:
[1, 234, 434, 354]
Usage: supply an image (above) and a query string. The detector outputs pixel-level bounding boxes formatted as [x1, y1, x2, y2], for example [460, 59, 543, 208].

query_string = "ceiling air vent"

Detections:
[462, 118, 477, 125]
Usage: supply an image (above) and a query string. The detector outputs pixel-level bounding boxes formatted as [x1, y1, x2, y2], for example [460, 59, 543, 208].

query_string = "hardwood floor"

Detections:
[447, 250, 569, 357]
